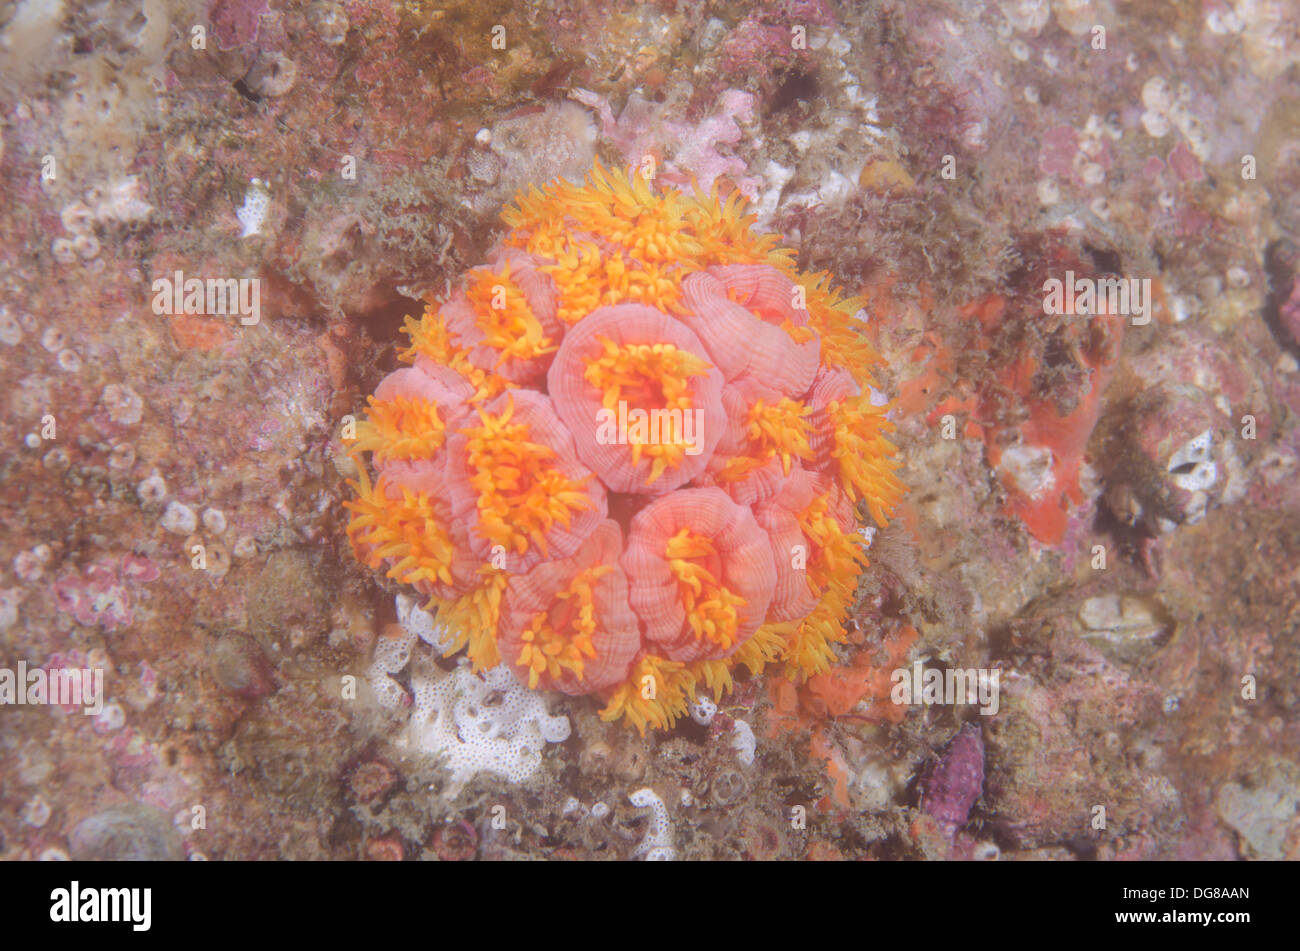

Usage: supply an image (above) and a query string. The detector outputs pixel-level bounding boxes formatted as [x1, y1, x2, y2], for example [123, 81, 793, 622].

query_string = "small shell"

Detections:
[622, 487, 776, 661]
[678, 271, 820, 396]
[547, 304, 725, 495]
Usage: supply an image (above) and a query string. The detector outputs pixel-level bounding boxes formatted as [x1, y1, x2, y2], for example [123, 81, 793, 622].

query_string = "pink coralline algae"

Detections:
[1037, 125, 1078, 178]
[121, 553, 161, 584]
[43, 650, 93, 713]
[714, 0, 837, 79]
[714, 21, 799, 80]
[53, 555, 158, 631]
[920, 723, 984, 836]
[1280, 275, 1300, 350]
[209, 0, 271, 51]
[767, 0, 837, 24]
[55, 563, 133, 631]
[107, 728, 155, 768]
[571, 89, 762, 198]
[1036, 124, 1113, 186]
[1167, 142, 1206, 184]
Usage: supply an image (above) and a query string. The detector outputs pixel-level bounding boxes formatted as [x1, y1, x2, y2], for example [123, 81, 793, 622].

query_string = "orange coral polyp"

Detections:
[346, 162, 909, 732]
[664, 528, 748, 650]
[401, 314, 508, 406]
[439, 572, 507, 670]
[353, 396, 446, 463]
[464, 269, 556, 365]
[498, 520, 638, 694]
[548, 304, 725, 495]
[583, 338, 708, 412]
[798, 491, 866, 594]
[623, 487, 776, 664]
[597, 653, 694, 733]
[582, 336, 711, 484]
[676, 270, 821, 398]
[825, 395, 906, 526]
[740, 398, 813, 476]
[515, 563, 611, 689]
[459, 398, 592, 557]
[345, 473, 457, 591]
[538, 241, 608, 323]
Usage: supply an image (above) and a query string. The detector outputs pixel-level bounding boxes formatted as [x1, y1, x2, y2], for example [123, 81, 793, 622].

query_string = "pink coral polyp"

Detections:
[548, 303, 725, 494]
[677, 269, 821, 396]
[440, 248, 562, 385]
[498, 520, 639, 693]
[445, 389, 607, 572]
[622, 487, 777, 662]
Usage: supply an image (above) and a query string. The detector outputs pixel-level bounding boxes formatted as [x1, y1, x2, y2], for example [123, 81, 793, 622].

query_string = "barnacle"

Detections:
[345, 162, 907, 733]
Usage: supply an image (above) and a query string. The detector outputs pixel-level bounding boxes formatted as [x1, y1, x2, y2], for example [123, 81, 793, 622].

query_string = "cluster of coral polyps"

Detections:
[345, 163, 905, 732]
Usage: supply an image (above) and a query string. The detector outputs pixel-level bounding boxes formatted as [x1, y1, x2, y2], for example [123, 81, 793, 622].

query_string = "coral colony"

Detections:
[346, 163, 905, 733]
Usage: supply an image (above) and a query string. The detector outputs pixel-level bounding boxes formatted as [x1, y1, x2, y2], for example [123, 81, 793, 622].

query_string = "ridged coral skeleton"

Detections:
[346, 162, 906, 733]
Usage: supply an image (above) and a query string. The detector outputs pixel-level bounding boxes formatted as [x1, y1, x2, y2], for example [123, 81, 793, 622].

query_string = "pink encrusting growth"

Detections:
[345, 164, 907, 732]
